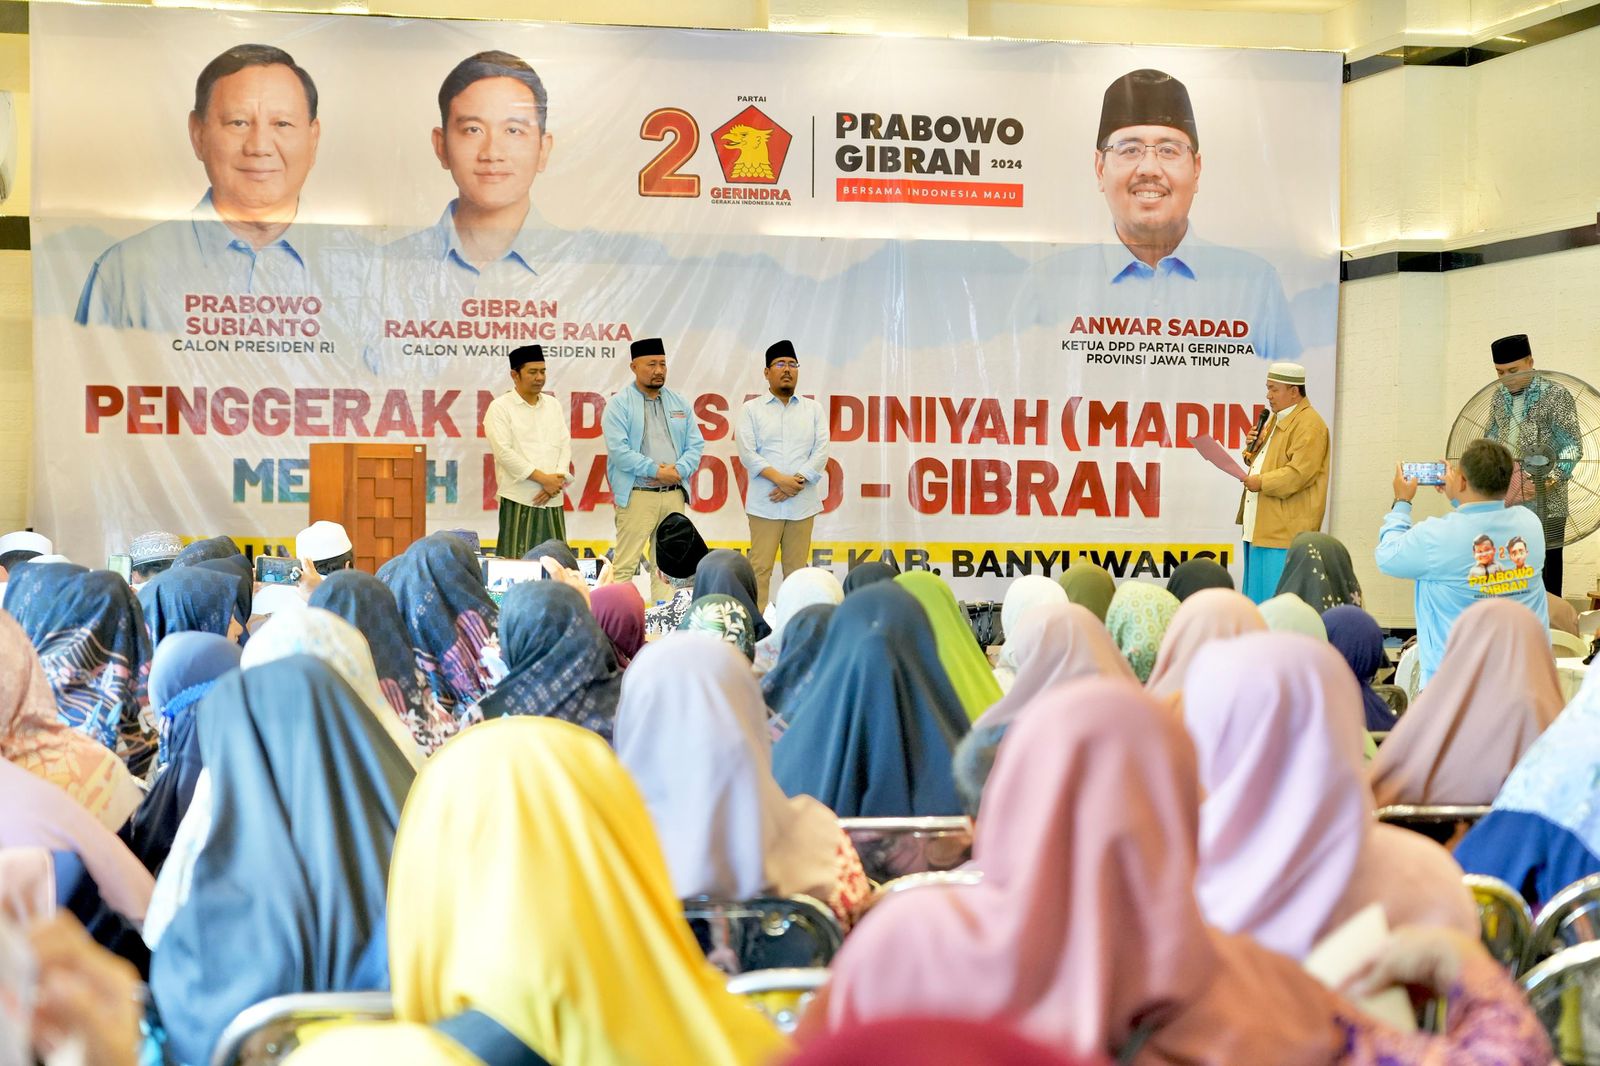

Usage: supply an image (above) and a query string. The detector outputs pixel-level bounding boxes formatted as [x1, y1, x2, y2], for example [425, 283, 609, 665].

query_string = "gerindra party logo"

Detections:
[713, 106, 791, 185]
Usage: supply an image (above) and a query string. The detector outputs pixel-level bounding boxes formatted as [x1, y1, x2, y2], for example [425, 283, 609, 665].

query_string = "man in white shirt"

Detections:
[736, 339, 830, 610]
[484, 344, 572, 558]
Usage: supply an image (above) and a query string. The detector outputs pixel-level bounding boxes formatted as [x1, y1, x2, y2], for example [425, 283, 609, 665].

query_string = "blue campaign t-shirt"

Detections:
[1375, 499, 1549, 685]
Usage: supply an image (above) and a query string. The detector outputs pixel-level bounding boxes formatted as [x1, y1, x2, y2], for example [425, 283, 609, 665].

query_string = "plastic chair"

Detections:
[209, 991, 394, 1066]
[1521, 940, 1600, 1064]
[1372, 684, 1409, 717]
[1553, 629, 1592, 659]
[1374, 805, 1491, 846]
[879, 869, 984, 894]
[681, 894, 844, 976]
[1526, 874, 1600, 971]
[725, 967, 829, 1035]
[1463, 874, 1534, 974]
[839, 816, 974, 885]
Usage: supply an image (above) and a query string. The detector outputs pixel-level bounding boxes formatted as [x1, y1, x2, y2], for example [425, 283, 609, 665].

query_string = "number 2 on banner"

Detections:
[639, 108, 700, 197]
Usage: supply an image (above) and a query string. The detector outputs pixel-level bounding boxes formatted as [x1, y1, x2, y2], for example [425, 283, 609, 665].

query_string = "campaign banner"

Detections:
[30, 5, 1341, 594]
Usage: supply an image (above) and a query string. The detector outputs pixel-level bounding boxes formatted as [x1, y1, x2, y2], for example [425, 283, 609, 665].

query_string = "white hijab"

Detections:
[615, 632, 841, 901]
[997, 575, 1069, 675]
[770, 567, 845, 650]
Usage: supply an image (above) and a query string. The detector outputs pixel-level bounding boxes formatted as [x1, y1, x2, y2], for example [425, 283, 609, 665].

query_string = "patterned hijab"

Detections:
[192, 556, 253, 628]
[1104, 581, 1180, 682]
[589, 583, 648, 669]
[309, 570, 464, 754]
[0, 610, 142, 832]
[896, 571, 1003, 722]
[170, 536, 243, 568]
[1489, 666, 1600, 860]
[1273, 533, 1362, 612]
[681, 594, 758, 660]
[477, 581, 621, 742]
[138, 566, 238, 642]
[380, 532, 498, 713]
[692, 550, 772, 642]
[4, 564, 153, 765]
[1056, 564, 1116, 622]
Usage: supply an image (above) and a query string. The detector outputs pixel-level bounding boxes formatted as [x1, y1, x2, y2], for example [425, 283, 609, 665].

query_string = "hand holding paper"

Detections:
[1191, 433, 1248, 483]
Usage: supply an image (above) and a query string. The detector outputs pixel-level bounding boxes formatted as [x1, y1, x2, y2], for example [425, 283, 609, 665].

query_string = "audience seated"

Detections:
[616, 633, 869, 926]
[1322, 605, 1400, 732]
[1457, 667, 1600, 909]
[693, 550, 774, 643]
[191, 556, 254, 633]
[644, 511, 710, 632]
[378, 532, 498, 716]
[147, 655, 415, 1066]
[1164, 557, 1234, 602]
[520, 536, 581, 570]
[786, 1018, 1104, 1065]
[1057, 563, 1117, 621]
[839, 560, 897, 594]
[1370, 599, 1562, 807]
[755, 566, 845, 673]
[896, 571, 1003, 721]
[284, 717, 790, 1066]
[138, 565, 243, 644]
[772, 582, 968, 817]
[1183, 632, 1476, 959]
[1274, 532, 1364, 611]
[682, 593, 761, 659]
[1144, 588, 1265, 700]
[991, 574, 1067, 692]
[1104, 581, 1179, 682]
[807, 675, 1553, 1064]
[475, 580, 621, 740]
[761, 603, 836, 727]
[588, 581, 647, 667]
[1259, 592, 1328, 639]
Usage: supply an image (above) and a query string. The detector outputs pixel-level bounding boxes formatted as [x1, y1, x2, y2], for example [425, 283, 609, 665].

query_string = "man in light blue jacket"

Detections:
[602, 337, 705, 600]
[1376, 438, 1548, 687]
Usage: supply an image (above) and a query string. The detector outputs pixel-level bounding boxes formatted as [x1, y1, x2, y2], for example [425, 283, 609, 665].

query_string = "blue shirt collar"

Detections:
[1102, 222, 1199, 284]
[1457, 500, 1506, 513]
[189, 189, 309, 266]
[437, 199, 540, 276]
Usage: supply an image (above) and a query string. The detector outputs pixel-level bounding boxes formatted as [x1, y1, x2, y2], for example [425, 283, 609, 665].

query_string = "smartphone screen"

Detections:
[577, 558, 603, 586]
[106, 553, 131, 582]
[1402, 461, 1447, 486]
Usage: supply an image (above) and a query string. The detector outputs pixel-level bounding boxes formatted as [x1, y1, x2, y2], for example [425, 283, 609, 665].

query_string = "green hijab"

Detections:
[1105, 581, 1180, 682]
[1057, 564, 1116, 622]
[1259, 593, 1328, 641]
[894, 571, 1003, 722]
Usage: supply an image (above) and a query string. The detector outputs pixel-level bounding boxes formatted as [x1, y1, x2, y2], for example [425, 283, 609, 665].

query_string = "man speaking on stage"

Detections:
[1237, 361, 1330, 602]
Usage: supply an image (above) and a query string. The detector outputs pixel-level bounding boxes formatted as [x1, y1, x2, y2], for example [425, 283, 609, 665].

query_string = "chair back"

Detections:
[1463, 874, 1534, 974]
[1374, 805, 1491, 846]
[725, 967, 829, 1035]
[681, 894, 843, 976]
[1526, 873, 1600, 971]
[1551, 629, 1591, 659]
[210, 992, 394, 1066]
[839, 816, 973, 885]
[880, 870, 984, 894]
[1372, 684, 1409, 717]
[1521, 940, 1600, 1065]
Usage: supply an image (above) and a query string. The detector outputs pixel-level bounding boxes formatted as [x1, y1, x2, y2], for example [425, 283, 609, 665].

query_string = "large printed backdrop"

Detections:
[31, 5, 1341, 595]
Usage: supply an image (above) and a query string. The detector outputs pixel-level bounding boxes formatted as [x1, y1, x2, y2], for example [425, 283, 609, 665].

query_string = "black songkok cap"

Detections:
[508, 344, 544, 371]
[1491, 334, 1532, 365]
[630, 337, 666, 360]
[652, 512, 709, 580]
[1097, 69, 1198, 150]
[765, 339, 797, 367]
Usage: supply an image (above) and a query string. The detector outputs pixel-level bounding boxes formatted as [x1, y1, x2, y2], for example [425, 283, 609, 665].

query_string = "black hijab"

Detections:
[379, 533, 498, 712]
[138, 566, 238, 643]
[692, 549, 772, 642]
[521, 538, 581, 572]
[1166, 558, 1234, 602]
[760, 603, 836, 720]
[841, 560, 899, 595]
[476, 581, 621, 741]
[171, 536, 243, 568]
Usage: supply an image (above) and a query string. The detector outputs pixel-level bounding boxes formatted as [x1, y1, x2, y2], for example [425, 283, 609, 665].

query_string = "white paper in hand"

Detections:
[1191, 434, 1248, 482]
[1302, 904, 1418, 1033]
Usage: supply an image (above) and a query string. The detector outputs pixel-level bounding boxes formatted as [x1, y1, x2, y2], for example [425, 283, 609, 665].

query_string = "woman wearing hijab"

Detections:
[0, 613, 141, 833]
[476, 581, 622, 741]
[772, 582, 968, 817]
[191, 556, 253, 638]
[123, 634, 240, 873]
[137, 566, 241, 644]
[521, 538, 580, 571]
[991, 575, 1067, 693]
[1371, 599, 1563, 807]
[693, 550, 773, 643]
[1322, 606, 1399, 732]
[1104, 581, 1179, 683]
[617, 634, 870, 926]
[1184, 633, 1477, 961]
[810, 676, 1554, 1065]
[1056, 564, 1116, 622]
[169, 536, 242, 568]
[896, 572, 1002, 722]
[754, 567, 844, 673]
[680, 594, 760, 661]
[309, 570, 465, 753]
[284, 717, 789, 1066]
[1144, 589, 1265, 701]
[761, 604, 836, 723]
[148, 655, 416, 1066]
[1259, 592, 1328, 640]
[1274, 532, 1363, 612]
[1164, 559, 1234, 603]
[1457, 668, 1600, 909]
[1, 761, 155, 972]
[5, 564, 153, 767]
[589, 583, 647, 669]
[954, 603, 1133, 814]
[380, 532, 499, 716]
[841, 560, 897, 595]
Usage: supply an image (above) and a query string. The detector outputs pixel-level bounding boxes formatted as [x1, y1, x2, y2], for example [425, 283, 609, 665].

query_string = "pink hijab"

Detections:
[1183, 633, 1475, 960]
[822, 676, 1344, 1064]
[1370, 598, 1564, 807]
[0, 758, 152, 924]
[589, 583, 647, 668]
[972, 603, 1133, 732]
[0, 611, 142, 832]
[1144, 589, 1265, 700]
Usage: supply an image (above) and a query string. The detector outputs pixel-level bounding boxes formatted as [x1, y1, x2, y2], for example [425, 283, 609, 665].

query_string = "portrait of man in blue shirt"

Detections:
[76, 44, 330, 332]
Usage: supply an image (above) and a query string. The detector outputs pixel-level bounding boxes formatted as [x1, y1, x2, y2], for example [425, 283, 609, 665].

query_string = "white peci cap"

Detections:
[251, 584, 309, 619]
[1266, 361, 1306, 386]
[295, 521, 353, 563]
[0, 531, 53, 556]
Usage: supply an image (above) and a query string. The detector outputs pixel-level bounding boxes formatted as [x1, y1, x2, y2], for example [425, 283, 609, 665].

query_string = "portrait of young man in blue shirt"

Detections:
[1376, 437, 1549, 687]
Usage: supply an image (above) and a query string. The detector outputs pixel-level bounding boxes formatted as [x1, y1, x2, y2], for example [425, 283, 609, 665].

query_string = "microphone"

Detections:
[1248, 406, 1269, 450]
